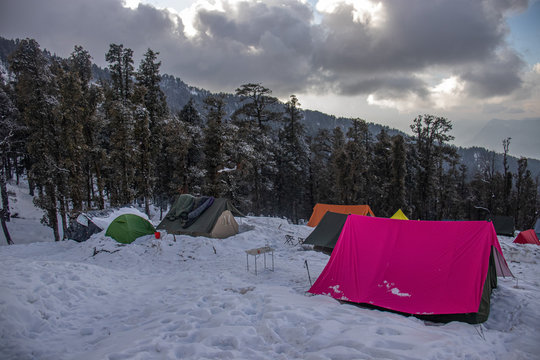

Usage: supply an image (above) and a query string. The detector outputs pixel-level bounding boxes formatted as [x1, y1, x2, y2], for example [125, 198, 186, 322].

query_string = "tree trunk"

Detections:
[0, 171, 14, 245]
[59, 196, 68, 240]
[46, 184, 60, 242]
[86, 165, 92, 208]
[1, 218, 14, 245]
[95, 161, 105, 209]
[1, 171, 10, 222]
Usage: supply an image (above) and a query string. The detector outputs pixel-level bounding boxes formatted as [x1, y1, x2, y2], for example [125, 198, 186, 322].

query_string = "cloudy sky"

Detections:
[1, 0, 539, 147]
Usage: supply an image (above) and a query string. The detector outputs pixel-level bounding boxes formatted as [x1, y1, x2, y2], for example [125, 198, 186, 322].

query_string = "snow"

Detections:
[1, 182, 540, 359]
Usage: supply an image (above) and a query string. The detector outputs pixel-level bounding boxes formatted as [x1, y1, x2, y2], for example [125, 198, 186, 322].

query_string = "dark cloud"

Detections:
[313, 0, 528, 96]
[337, 74, 429, 99]
[461, 48, 525, 98]
[0, 0, 530, 101]
[177, 0, 315, 92]
[0, 0, 185, 66]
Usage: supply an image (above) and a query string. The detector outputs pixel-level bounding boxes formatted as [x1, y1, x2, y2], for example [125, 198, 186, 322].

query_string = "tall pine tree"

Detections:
[276, 95, 309, 223]
[9, 38, 63, 241]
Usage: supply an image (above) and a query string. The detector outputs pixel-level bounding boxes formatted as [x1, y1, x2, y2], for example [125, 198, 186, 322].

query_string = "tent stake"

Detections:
[305, 260, 312, 287]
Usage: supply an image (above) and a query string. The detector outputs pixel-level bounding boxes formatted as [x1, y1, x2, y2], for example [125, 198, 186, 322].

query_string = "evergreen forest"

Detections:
[1, 38, 538, 242]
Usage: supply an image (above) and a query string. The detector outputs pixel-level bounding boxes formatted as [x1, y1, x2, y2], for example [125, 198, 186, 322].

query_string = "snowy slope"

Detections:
[1, 183, 539, 360]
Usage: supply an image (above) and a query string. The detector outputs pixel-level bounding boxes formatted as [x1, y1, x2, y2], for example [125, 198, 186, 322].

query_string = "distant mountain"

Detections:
[457, 146, 540, 180]
[465, 118, 540, 161]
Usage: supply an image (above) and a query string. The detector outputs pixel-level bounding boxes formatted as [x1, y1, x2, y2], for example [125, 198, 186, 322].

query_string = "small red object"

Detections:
[257, 250, 260, 254]
[155, 232, 161, 239]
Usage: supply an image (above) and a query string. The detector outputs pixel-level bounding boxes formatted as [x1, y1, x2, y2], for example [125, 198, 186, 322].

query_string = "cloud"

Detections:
[0, 0, 534, 109]
[460, 47, 525, 98]
[0, 0, 185, 67]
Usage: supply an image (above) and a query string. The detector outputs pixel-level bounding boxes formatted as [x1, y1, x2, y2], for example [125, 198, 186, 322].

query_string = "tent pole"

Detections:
[305, 260, 312, 287]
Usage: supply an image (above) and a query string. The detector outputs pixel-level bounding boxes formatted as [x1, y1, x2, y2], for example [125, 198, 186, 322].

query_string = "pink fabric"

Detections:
[309, 215, 512, 315]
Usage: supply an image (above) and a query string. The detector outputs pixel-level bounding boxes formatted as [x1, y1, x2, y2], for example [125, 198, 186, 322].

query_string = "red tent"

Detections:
[513, 229, 540, 245]
[309, 215, 512, 323]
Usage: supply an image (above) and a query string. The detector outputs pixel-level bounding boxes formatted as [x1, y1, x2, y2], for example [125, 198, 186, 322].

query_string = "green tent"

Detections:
[303, 211, 348, 253]
[157, 197, 244, 238]
[105, 214, 156, 244]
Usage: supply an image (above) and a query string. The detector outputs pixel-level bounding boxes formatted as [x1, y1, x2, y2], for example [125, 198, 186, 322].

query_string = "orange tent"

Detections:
[307, 203, 375, 227]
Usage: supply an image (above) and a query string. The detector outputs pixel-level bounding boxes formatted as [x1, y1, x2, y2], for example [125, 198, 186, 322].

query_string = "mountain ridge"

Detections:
[465, 118, 540, 160]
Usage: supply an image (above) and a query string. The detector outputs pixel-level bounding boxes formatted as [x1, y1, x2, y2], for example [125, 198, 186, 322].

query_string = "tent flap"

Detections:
[303, 211, 348, 250]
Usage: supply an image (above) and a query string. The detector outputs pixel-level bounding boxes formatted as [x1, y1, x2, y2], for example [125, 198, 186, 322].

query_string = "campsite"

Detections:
[2, 1, 540, 359]
[1, 181, 540, 360]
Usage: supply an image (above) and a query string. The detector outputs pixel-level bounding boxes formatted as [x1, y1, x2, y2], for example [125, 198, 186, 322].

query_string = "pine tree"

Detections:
[160, 113, 189, 211]
[105, 44, 133, 102]
[0, 78, 19, 244]
[457, 164, 471, 218]
[51, 57, 88, 237]
[136, 49, 168, 215]
[502, 138, 513, 215]
[234, 83, 278, 128]
[469, 151, 501, 220]
[342, 118, 371, 204]
[232, 83, 279, 214]
[202, 95, 226, 197]
[371, 129, 392, 216]
[388, 134, 408, 215]
[132, 86, 152, 216]
[9, 38, 62, 241]
[276, 95, 309, 223]
[437, 155, 461, 220]
[217, 120, 241, 206]
[69, 45, 104, 209]
[514, 157, 538, 229]
[309, 129, 333, 205]
[409, 114, 454, 220]
[178, 98, 204, 194]
[329, 126, 347, 203]
[103, 44, 136, 206]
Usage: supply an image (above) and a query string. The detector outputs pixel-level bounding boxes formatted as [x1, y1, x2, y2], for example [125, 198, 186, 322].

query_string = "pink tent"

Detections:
[513, 230, 540, 245]
[309, 215, 512, 317]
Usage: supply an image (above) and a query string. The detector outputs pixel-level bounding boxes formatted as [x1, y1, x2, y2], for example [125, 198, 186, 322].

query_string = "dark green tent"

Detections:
[490, 215, 515, 236]
[157, 197, 244, 238]
[105, 214, 156, 244]
[303, 211, 348, 253]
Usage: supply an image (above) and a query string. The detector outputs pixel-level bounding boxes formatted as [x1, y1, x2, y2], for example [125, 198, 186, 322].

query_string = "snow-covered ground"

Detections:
[1, 181, 539, 360]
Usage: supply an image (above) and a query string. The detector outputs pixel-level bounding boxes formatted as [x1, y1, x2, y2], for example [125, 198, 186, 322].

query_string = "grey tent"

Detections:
[65, 211, 108, 242]
[490, 215, 515, 236]
[303, 211, 348, 253]
[157, 196, 244, 238]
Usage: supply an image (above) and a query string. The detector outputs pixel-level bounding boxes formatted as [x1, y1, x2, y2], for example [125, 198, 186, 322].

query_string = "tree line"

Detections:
[1, 38, 538, 243]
